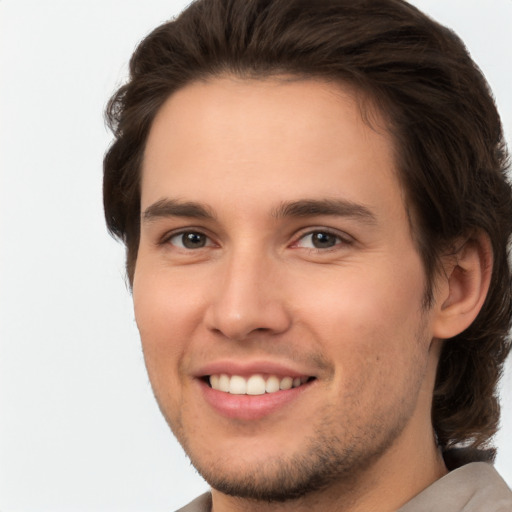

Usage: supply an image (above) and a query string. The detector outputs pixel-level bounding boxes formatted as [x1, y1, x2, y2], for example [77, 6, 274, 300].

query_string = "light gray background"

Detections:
[0, 1, 511, 510]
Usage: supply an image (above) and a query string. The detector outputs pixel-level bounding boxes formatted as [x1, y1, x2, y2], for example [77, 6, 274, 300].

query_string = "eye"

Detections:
[295, 230, 346, 249]
[168, 231, 212, 249]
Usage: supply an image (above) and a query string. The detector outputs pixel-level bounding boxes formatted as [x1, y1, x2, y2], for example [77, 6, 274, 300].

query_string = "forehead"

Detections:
[141, 76, 404, 221]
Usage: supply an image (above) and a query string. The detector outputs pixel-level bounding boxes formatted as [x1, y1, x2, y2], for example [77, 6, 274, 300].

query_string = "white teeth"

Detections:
[218, 374, 230, 393]
[209, 374, 310, 395]
[210, 374, 220, 389]
[229, 375, 247, 395]
[280, 376, 293, 390]
[246, 375, 266, 395]
[265, 375, 280, 393]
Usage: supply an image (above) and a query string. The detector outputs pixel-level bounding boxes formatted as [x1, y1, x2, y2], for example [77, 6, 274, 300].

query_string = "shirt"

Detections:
[175, 463, 512, 511]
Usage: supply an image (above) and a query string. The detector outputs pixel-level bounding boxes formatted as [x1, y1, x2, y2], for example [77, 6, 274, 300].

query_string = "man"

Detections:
[103, 0, 512, 510]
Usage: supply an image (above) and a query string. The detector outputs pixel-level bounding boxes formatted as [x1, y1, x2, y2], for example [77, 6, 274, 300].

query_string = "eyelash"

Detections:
[161, 227, 352, 252]
[292, 228, 352, 252]
[162, 230, 215, 250]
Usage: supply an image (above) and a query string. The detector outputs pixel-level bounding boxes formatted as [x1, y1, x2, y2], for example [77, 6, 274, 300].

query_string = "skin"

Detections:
[133, 77, 484, 512]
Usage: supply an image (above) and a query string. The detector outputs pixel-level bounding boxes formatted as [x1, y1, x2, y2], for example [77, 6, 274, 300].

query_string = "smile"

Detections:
[209, 374, 312, 395]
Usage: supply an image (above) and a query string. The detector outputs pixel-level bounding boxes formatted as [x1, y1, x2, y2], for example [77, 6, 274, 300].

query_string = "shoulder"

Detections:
[398, 463, 512, 512]
[174, 492, 212, 512]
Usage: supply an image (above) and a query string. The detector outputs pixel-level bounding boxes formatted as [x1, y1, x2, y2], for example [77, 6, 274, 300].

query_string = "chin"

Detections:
[182, 422, 401, 503]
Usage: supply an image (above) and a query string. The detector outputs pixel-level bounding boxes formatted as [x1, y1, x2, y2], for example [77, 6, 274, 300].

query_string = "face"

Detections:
[134, 77, 442, 501]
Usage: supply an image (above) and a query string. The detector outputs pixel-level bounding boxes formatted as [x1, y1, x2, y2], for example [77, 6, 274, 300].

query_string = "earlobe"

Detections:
[432, 232, 492, 339]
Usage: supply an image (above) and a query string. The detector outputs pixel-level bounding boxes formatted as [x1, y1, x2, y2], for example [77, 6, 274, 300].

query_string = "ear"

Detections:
[432, 231, 492, 339]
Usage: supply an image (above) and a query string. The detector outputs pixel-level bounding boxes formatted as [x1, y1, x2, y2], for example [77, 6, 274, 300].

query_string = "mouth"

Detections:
[204, 374, 315, 395]
[197, 366, 318, 420]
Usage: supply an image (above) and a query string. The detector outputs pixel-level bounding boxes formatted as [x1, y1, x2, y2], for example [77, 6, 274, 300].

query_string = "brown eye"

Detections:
[297, 231, 342, 249]
[170, 231, 210, 249]
[311, 232, 338, 248]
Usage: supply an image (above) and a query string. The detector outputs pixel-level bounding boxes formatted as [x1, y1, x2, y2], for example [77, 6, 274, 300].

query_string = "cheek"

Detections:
[133, 263, 205, 340]
[293, 258, 428, 371]
[132, 267, 203, 395]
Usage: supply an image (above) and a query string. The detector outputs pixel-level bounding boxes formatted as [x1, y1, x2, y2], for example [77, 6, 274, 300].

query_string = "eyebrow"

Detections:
[141, 197, 377, 225]
[142, 199, 216, 222]
[272, 199, 377, 224]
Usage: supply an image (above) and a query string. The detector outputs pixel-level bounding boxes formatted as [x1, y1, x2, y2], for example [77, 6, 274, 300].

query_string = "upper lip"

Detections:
[193, 360, 316, 379]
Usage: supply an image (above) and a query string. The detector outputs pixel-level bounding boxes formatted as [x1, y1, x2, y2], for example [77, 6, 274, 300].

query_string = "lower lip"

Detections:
[199, 379, 313, 421]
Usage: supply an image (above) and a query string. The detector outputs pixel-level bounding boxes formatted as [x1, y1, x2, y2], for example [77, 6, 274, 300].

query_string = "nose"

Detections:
[204, 250, 292, 341]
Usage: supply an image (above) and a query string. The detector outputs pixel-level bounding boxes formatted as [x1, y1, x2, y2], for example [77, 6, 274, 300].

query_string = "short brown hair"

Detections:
[103, 0, 512, 454]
